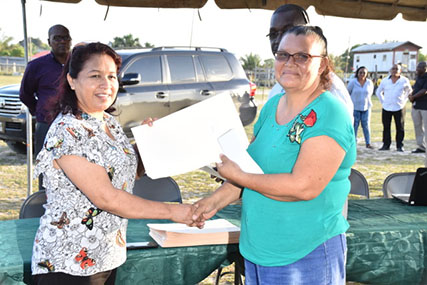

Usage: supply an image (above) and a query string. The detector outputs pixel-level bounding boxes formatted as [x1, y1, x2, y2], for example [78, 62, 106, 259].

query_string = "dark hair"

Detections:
[46, 42, 122, 123]
[48, 24, 69, 38]
[273, 4, 310, 24]
[283, 25, 332, 89]
[355, 66, 368, 77]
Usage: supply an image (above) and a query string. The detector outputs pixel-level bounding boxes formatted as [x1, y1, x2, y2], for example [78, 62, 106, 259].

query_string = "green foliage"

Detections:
[0, 29, 47, 57]
[144, 42, 154, 48]
[337, 44, 363, 73]
[262, 58, 274, 68]
[112, 34, 144, 49]
[18, 37, 49, 55]
[240, 53, 262, 72]
[419, 52, 426, 62]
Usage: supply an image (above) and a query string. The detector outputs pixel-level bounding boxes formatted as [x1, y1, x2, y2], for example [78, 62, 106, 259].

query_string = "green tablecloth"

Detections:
[0, 205, 241, 285]
[346, 199, 427, 285]
[1, 200, 427, 284]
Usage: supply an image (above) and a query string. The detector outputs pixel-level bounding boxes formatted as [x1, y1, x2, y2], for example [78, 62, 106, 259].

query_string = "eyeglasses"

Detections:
[52, 35, 72, 42]
[274, 51, 325, 64]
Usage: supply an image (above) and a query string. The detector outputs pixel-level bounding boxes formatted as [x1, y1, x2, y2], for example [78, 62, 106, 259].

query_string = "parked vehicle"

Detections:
[0, 46, 257, 154]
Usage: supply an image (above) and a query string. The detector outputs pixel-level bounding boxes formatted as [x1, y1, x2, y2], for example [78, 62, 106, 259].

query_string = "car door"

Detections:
[165, 54, 214, 113]
[116, 54, 170, 137]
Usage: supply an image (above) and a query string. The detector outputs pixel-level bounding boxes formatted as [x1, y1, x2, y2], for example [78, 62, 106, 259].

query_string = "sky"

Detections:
[0, 0, 426, 62]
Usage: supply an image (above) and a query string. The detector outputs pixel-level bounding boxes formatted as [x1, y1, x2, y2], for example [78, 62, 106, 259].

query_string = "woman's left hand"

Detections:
[216, 154, 243, 183]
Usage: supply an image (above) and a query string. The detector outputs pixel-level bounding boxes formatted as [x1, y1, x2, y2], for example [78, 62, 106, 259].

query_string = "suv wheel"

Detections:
[6, 141, 28, 155]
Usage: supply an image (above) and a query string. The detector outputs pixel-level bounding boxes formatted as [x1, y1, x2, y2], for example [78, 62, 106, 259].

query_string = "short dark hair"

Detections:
[283, 26, 332, 89]
[46, 42, 122, 123]
[48, 24, 69, 37]
[273, 4, 310, 24]
[355, 66, 368, 77]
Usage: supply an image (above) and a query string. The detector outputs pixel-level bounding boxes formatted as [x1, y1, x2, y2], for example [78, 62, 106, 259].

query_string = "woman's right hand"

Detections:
[169, 203, 197, 225]
[190, 197, 219, 228]
[141, 117, 157, 126]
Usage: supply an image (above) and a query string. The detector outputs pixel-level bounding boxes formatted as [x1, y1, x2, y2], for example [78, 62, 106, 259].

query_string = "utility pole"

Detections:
[21, 0, 33, 197]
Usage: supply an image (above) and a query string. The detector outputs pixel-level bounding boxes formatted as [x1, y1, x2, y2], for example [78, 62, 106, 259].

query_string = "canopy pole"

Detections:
[21, 0, 33, 197]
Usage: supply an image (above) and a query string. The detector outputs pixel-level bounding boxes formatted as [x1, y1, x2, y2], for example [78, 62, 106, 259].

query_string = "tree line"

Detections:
[240, 45, 427, 79]
[0, 29, 153, 57]
[1, 28, 425, 77]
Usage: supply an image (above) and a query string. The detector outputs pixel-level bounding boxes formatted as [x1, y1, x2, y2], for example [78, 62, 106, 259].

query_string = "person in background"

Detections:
[408, 61, 427, 158]
[266, 4, 354, 121]
[19, 24, 72, 190]
[347, 66, 374, 149]
[31, 42, 194, 284]
[20, 24, 71, 156]
[192, 26, 356, 284]
[376, 63, 412, 152]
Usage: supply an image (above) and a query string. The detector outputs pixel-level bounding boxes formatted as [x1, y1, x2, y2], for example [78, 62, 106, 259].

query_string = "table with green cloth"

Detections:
[346, 198, 427, 285]
[0, 205, 241, 285]
[1, 199, 427, 284]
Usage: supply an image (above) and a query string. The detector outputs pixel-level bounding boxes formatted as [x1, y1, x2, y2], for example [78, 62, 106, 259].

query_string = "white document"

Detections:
[147, 219, 240, 234]
[131, 93, 263, 179]
[217, 128, 263, 175]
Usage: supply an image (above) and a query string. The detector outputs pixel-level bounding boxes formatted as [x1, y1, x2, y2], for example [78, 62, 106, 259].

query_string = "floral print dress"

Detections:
[31, 112, 137, 276]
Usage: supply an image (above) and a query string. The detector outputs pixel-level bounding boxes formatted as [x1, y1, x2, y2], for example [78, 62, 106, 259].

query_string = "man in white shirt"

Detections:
[376, 63, 412, 152]
[266, 5, 354, 121]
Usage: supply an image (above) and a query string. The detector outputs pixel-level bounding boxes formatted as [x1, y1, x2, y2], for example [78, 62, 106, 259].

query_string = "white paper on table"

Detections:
[147, 219, 240, 234]
[131, 93, 261, 179]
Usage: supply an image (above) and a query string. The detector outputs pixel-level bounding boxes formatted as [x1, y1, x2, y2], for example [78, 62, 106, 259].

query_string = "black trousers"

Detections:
[33, 268, 116, 285]
[35, 122, 50, 190]
[35, 122, 50, 156]
[382, 108, 405, 148]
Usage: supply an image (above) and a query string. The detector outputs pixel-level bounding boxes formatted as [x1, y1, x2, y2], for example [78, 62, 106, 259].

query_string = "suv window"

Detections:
[167, 55, 196, 83]
[124, 56, 162, 85]
[200, 55, 232, 82]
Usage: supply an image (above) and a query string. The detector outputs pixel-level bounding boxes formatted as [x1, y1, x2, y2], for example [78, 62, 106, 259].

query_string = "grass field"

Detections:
[0, 75, 424, 284]
[0, 75, 424, 219]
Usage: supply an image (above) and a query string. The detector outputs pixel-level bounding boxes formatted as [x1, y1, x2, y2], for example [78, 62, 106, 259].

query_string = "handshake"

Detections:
[170, 196, 220, 228]
[167, 154, 244, 227]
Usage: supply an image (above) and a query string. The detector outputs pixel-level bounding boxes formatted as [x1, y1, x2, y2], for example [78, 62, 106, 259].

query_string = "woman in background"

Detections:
[347, 66, 374, 148]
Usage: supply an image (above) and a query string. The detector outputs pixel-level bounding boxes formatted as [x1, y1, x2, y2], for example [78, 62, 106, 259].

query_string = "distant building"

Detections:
[351, 41, 421, 77]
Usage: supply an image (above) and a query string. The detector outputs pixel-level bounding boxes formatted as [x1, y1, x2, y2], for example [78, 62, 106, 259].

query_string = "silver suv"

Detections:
[0, 46, 257, 153]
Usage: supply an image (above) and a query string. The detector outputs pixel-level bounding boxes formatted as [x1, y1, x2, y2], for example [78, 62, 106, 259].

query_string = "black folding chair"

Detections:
[132, 175, 182, 203]
[382, 172, 416, 198]
[349, 168, 370, 198]
[19, 190, 47, 219]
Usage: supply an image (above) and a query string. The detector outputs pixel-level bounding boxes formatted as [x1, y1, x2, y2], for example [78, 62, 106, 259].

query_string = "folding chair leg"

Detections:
[215, 267, 223, 285]
[234, 264, 243, 285]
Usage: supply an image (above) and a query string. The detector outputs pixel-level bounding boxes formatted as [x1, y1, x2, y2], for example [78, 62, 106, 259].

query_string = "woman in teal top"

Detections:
[192, 26, 356, 284]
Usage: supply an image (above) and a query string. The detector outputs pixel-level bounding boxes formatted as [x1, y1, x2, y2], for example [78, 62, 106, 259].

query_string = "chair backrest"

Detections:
[349, 168, 370, 198]
[133, 175, 182, 203]
[19, 190, 47, 219]
[382, 172, 416, 198]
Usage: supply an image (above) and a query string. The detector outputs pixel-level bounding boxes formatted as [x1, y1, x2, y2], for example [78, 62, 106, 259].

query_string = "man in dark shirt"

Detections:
[409, 62, 427, 163]
[19, 24, 71, 188]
